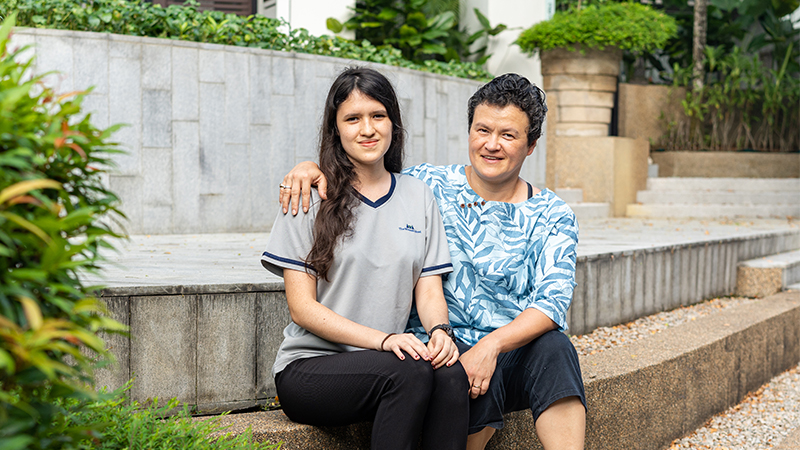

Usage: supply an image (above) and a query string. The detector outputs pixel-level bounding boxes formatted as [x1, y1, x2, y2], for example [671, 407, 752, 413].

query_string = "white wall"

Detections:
[461, 0, 550, 188]
[274, 0, 354, 39]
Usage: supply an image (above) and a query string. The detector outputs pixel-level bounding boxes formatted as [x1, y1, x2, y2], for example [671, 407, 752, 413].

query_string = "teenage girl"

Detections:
[261, 67, 468, 450]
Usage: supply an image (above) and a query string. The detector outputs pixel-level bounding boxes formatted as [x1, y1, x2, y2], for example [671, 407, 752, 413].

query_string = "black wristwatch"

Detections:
[428, 323, 455, 342]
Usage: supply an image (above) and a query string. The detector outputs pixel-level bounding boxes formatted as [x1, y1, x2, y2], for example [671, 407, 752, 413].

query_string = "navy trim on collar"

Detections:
[356, 173, 396, 208]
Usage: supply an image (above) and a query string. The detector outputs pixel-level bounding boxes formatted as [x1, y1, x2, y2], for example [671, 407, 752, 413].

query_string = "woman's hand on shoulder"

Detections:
[427, 330, 459, 370]
[280, 161, 328, 215]
[382, 333, 431, 362]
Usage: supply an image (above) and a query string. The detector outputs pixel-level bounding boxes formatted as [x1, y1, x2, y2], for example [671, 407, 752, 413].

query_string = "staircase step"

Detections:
[647, 177, 800, 192]
[555, 188, 584, 204]
[626, 203, 800, 219]
[636, 190, 799, 205]
[735, 249, 800, 297]
[569, 202, 610, 221]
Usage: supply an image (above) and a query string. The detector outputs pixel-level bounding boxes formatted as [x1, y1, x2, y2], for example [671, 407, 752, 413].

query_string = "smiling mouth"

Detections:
[482, 155, 502, 161]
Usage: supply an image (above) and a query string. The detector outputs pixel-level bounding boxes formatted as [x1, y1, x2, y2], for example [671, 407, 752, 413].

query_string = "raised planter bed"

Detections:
[652, 151, 800, 178]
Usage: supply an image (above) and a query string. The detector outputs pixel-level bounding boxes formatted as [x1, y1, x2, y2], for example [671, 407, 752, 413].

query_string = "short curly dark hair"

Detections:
[467, 73, 547, 146]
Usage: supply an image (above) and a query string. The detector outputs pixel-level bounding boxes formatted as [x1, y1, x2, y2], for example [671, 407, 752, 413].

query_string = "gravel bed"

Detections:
[567, 295, 799, 449]
[668, 363, 800, 449]
[569, 296, 756, 357]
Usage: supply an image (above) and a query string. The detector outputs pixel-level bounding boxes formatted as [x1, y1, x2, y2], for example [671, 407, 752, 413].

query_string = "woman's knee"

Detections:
[433, 362, 469, 395]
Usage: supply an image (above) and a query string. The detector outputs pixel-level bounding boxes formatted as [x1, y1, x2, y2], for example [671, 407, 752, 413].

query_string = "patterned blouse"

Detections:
[404, 164, 579, 345]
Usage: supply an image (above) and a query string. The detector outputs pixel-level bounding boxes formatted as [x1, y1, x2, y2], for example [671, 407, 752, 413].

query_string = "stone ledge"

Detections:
[736, 250, 800, 297]
[198, 291, 800, 450]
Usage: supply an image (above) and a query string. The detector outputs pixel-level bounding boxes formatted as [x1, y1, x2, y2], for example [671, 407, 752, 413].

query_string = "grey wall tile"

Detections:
[224, 52, 250, 144]
[249, 54, 272, 125]
[142, 89, 172, 148]
[130, 295, 196, 405]
[199, 50, 224, 83]
[256, 291, 291, 398]
[199, 82, 226, 194]
[95, 296, 130, 393]
[142, 44, 171, 90]
[249, 125, 276, 230]
[197, 293, 256, 405]
[172, 47, 199, 121]
[110, 175, 143, 234]
[36, 34, 74, 93]
[271, 56, 294, 95]
[73, 37, 108, 94]
[172, 121, 201, 233]
[109, 57, 142, 176]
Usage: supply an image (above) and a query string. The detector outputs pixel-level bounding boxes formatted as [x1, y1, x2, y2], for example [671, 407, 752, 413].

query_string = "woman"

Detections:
[261, 67, 469, 450]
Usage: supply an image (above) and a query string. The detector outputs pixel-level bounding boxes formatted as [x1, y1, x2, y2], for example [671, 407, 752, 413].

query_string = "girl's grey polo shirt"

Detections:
[261, 173, 453, 377]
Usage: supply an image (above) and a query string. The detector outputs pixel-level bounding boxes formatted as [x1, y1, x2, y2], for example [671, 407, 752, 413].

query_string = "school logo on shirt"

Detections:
[399, 224, 422, 234]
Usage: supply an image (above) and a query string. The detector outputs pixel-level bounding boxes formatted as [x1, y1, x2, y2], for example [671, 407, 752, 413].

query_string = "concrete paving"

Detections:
[86, 217, 800, 289]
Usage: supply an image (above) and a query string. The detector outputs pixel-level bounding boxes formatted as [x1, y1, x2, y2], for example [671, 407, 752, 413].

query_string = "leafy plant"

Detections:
[61, 384, 281, 449]
[7, 0, 492, 80]
[661, 46, 800, 152]
[516, 2, 677, 56]
[0, 12, 127, 449]
[326, 0, 507, 65]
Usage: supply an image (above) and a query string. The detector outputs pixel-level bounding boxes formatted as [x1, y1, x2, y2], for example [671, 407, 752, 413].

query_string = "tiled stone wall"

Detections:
[11, 27, 494, 235]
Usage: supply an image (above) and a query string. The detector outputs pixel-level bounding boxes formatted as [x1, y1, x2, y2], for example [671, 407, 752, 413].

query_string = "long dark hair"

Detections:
[306, 67, 405, 281]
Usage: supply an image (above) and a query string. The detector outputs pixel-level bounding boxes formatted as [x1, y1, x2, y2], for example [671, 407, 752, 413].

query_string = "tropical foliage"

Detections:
[5, 0, 492, 80]
[326, 0, 507, 65]
[0, 12, 127, 449]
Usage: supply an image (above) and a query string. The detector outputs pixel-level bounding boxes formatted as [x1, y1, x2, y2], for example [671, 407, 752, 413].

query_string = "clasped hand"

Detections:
[382, 331, 459, 370]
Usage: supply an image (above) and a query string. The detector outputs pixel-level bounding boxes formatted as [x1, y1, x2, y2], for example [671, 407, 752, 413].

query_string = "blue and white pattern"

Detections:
[404, 164, 578, 345]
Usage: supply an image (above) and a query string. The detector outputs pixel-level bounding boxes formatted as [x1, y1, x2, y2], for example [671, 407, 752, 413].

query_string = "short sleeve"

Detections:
[420, 185, 453, 277]
[525, 206, 578, 331]
[260, 191, 320, 278]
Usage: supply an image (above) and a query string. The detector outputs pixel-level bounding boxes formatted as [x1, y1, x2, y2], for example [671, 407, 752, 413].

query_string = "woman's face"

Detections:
[336, 89, 393, 172]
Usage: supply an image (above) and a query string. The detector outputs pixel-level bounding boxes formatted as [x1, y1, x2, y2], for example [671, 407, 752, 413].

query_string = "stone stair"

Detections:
[198, 291, 800, 450]
[736, 249, 800, 297]
[627, 177, 800, 219]
[555, 188, 610, 221]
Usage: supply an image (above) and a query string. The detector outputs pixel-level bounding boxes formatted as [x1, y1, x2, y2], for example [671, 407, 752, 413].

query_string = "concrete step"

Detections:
[626, 203, 800, 219]
[570, 202, 610, 221]
[199, 291, 800, 450]
[735, 249, 800, 297]
[647, 177, 800, 192]
[636, 190, 799, 205]
[555, 187, 584, 204]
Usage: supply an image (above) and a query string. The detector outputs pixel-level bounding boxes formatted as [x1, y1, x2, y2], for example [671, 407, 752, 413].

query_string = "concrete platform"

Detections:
[87, 218, 800, 414]
[197, 291, 800, 450]
[736, 249, 800, 298]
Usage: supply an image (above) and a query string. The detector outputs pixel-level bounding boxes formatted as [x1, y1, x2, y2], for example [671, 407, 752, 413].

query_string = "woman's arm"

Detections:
[413, 275, 459, 369]
[279, 161, 327, 215]
[284, 268, 432, 361]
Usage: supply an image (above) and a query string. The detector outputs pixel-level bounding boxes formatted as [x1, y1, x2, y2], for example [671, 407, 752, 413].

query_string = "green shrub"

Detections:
[0, 12, 126, 449]
[62, 385, 280, 449]
[516, 2, 677, 55]
[326, 0, 507, 65]
[5, 0, 492, 81]
[662, 46, 800, 152]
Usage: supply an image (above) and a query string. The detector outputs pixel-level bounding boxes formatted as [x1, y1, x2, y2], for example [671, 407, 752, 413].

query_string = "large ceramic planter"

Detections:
[542, 46, 622, 137]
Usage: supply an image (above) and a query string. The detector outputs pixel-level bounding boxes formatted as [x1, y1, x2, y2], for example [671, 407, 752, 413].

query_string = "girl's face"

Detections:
[336, 89, 393, 172]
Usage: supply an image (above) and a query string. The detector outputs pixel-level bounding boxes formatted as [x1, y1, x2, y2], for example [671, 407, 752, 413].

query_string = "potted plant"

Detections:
[516, 2, 677, 137]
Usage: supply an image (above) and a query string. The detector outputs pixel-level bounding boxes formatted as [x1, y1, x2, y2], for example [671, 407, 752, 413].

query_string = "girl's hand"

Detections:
[382, 333, 431, 362]
[427, 330, 459, 369]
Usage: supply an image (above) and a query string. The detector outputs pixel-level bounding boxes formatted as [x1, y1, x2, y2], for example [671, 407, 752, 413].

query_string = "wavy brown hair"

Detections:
[306, 67, 405, 281]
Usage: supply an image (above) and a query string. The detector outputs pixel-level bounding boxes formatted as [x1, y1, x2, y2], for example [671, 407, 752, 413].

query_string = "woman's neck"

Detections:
[465, 166, 531, 203]
[353, 167, 392, 201]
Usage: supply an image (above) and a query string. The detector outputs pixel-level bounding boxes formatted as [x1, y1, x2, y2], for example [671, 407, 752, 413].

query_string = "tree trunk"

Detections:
[692, 0, 708, 90]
